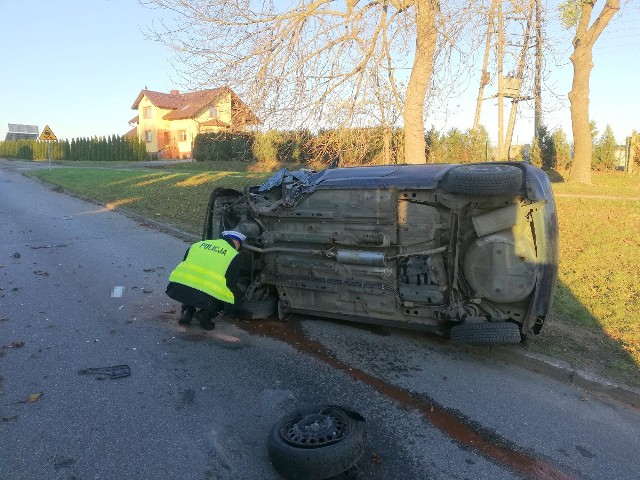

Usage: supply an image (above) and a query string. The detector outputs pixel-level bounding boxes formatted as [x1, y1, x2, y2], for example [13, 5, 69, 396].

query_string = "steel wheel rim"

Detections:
[280, 407, 350, 448]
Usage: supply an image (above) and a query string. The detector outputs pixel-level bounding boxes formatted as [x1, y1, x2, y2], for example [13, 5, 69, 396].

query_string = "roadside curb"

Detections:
[487, 346, 640, 409]
[117, 207, 200, 244]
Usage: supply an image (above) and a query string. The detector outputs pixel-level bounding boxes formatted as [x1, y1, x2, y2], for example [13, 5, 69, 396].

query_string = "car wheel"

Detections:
[267, 405, 367, 480]
[443, 164, 524, 195]
[450, 321, 522, 346]
[240, 295, 277, 320]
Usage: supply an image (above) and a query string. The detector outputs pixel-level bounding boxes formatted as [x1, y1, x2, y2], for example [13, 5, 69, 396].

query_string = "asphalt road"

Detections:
[1, 161, 639, 480]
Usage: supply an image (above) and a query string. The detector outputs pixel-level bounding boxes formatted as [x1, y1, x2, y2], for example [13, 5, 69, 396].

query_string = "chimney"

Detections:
[170, 89, 180, 96]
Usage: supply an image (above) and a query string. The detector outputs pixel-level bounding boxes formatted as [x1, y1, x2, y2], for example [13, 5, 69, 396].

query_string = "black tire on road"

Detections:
[443, 164, 524, 195]
[450, 321, 522, 346]
[267, 405, 367, 480]
[240, 295, 278, 320]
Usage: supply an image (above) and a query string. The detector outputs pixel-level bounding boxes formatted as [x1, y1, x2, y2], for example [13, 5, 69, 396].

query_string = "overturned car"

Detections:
[203, 162, 559, 345]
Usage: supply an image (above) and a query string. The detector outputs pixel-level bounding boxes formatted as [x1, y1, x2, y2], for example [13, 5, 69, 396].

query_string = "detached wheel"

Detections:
[443, 164, 523, 195]
[450, 322, 521, 346]
[268, 405, 366, 480]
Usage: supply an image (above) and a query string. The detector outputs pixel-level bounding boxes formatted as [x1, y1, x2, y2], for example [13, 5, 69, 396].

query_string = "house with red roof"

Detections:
[129, 87, 260, 159]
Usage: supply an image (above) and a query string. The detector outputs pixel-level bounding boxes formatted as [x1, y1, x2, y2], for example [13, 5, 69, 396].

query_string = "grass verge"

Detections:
[28, 166, 271, 235]
[27, 165, 640, 387]
[523, 174, 640, 387]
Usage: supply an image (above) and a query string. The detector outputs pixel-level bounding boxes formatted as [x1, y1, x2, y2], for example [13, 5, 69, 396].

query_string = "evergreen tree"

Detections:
[551, 128, 572, 171]
[530, 136, 542, 168]
[443, 128, 465, 164]
[425, 126, 441, 163]
[466, 126, 490, 163]
[593, 124, 617, 171]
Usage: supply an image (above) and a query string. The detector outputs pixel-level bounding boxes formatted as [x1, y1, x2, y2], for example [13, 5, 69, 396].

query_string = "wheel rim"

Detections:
[280, 407, 350, 448]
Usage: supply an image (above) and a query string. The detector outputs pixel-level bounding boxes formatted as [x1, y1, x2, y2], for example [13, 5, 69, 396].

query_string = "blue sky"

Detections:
[0, 0, 638, 145]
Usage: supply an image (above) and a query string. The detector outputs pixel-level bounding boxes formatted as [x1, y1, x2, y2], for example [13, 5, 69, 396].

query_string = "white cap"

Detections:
[221, 230, 247, 243]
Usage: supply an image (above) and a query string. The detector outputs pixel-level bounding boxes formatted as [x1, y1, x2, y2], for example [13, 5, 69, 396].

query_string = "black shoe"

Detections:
[196, 310, 216, 330]
[200, 318, 216, 330]
[179, 306, 194, 325]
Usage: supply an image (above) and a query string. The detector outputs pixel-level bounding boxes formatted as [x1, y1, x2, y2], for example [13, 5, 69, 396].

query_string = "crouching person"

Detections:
[166, 230, 246, 330]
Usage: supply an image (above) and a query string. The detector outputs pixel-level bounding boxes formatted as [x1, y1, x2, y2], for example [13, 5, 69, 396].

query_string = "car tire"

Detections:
[240, 295, 277, 320]
[267, 405, 366, 480]
[450, 321, 522, 346]
[443, 164, 524, 195]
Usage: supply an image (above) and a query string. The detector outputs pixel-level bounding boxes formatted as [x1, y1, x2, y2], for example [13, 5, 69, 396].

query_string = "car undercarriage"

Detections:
[203, 162, 559, 345]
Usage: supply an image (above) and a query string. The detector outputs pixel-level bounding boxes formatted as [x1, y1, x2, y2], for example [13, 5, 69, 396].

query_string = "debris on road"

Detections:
[268, 404, 366, 480]
[30, 243, 72, 249]
[20, 392, 44, 404]
[1, 341, 25, 349]
[78, 365, 131, 379]
[12, 253, 20, 259]
[111, 286, 125, 298]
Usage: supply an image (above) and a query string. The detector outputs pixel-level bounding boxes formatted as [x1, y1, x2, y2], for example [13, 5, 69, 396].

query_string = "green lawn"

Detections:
[524, 173, 640, 386]
[27, 165, 640, 387]
[30, 166, 270, 234]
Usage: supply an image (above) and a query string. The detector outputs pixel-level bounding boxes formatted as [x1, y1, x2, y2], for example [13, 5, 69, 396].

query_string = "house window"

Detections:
[209, 106, 218, 118]
[143, 106, 152, 119]
[145, 130, 152, 143]
[179, 130, 187, 141]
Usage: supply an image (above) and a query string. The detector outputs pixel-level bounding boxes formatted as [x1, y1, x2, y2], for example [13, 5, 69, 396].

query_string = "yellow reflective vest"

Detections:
[168, 240, 238, 304]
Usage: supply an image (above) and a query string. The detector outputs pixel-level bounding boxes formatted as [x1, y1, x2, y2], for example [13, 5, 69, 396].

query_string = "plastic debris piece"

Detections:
[23, 392, 43, 403]
[78, 365, 131, 379]
[30, 243, 71, 249]
[111, 286, 125, 298]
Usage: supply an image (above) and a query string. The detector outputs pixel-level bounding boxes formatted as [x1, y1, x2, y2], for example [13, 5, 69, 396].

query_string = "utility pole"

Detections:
[474, 0, 497, 132]
[474, 1, 537, 162]
[497, 0, 505, 161]
[534, 0, 543, 139]
[505, 1, 535, 158]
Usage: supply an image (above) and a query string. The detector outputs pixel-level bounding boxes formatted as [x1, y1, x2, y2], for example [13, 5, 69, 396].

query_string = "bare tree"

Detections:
[560, 0, 620, 184]
[141, 0, 484, 164]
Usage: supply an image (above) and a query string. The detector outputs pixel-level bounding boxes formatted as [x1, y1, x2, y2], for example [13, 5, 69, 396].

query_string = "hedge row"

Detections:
[193, 127, 490, 167]
[0, 139, 69, 160]
[0, 135, 148, 162]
